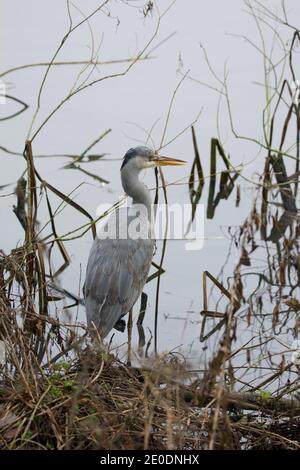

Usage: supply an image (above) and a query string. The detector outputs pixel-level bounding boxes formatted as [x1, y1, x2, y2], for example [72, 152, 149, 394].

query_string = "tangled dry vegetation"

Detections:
[0, 245, 299, 451]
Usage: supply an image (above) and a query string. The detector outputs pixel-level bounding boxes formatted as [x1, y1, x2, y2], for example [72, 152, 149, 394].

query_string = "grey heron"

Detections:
[84, 146, 185, 338]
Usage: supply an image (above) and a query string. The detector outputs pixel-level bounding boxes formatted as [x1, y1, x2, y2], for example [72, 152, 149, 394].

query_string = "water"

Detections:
[1, 0, 300, 392]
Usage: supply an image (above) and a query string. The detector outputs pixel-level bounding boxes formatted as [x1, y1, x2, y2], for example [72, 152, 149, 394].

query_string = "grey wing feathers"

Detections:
[84, 236, 154, 338]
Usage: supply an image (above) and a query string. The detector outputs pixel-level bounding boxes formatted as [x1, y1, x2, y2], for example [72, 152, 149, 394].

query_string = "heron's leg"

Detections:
[114, 307, 130, 332]
[127, 308, 133, 366]
[137, 292, 148, 357]
[114, 318, 126, 332]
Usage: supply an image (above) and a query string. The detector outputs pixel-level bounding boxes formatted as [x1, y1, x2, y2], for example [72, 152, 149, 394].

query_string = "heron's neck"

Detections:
[121, 166, 152, 211]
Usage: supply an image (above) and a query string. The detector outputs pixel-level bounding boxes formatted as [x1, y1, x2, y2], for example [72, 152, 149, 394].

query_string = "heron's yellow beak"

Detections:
[152, 156, 186, 166]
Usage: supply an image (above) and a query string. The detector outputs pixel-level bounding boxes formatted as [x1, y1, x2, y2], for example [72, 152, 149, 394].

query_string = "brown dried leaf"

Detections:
[285, 298, 300, 312]
[240, 248, 251, 266]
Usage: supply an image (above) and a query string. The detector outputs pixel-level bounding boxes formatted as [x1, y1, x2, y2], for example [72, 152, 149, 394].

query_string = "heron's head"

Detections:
[121, 146, 185, 172]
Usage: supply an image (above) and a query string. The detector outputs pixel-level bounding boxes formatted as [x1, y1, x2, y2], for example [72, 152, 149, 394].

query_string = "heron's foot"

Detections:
[114, 318, 126, 333]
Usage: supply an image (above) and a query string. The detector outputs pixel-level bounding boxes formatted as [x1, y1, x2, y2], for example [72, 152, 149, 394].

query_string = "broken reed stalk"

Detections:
[24, 141, 37, 294]
[270, 153, 297, 213]
[207, 138, 239, 219]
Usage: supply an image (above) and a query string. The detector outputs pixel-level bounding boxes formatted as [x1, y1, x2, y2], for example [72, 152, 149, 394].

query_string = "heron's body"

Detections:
[84, 211, 155, 337]
[84, 146, 184, 339]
